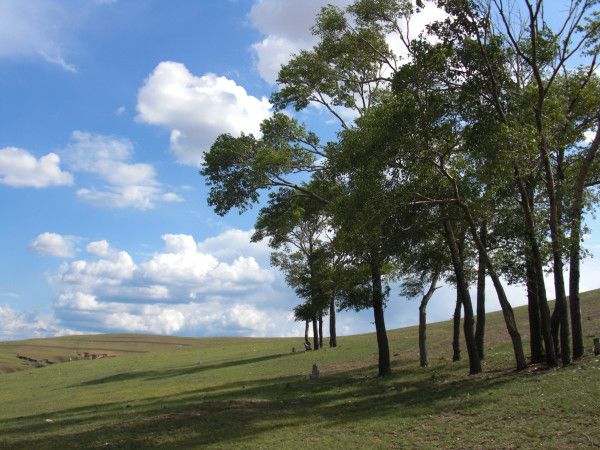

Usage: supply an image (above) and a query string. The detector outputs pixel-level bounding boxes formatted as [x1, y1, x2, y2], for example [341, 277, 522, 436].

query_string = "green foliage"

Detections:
[201, 113, 324, 216]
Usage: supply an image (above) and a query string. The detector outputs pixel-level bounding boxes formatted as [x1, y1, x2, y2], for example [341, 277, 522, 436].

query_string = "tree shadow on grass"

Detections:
[0, 359, 517, 449]
[73, 352, 293, 387]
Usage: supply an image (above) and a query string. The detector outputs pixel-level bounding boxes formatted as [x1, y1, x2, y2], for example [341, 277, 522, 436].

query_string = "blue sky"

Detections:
[0, 0, 599, 341]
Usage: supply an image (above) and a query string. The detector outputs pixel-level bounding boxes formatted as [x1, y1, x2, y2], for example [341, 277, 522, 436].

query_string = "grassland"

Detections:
[0, 290, 599, 449]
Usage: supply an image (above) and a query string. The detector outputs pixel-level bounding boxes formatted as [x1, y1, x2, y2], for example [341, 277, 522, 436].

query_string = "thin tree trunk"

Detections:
[526, 251, 544, 363]
[526, 15, 571, 365]
[554, 129, 572, 366]
[312, 315, 319, 350]
[305, 319, 310, 349]
[419, 272, 440, 368]
[475, 220, 487, 359]
[440, 165, 527, 371]
[536, 113, 571, 365]
[318, 313, 323, 349]
[308, 250, 319, 351]
[515, 168, 557, 366]
[329, 296, 337, 348]
[444, 219, 481, 374]
[569, 123, 600, 359]
[452, 289, 462, 362]
[551, 304, 561, 358]
[459, 204, 528, 370]
[370, 251, 391, 377]
[569, 230, 585, 359]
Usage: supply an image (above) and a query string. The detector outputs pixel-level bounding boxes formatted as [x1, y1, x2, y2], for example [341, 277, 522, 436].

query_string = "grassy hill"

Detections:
[0, 290, 599, 449]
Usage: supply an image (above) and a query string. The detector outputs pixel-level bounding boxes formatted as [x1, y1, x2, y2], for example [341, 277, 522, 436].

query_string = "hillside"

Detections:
[0, 289, 599, 448]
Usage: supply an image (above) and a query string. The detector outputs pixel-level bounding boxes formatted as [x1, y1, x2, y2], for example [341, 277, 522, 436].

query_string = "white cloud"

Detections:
[198, 229, 270, 263]
[55, 232, 275, 304]
[86, 240, 111, 257]
[63, 131, 180, 210]
[584, 128, 597, 143]
[0, 1, 74, 71]
[251, 35, 304, 85]
[18, 228, 600, 340]
[115, 106, 126, 116]
[161, 192, 184, 203]
[136, 61, 272, 166]
[249, 0, 351, 84]
[76, 186, 159, 210]
[0, 304, 80, 341]
[0, 0, 114, 72]
[57, 292, 100, 310]
[141, 234, 274, 293]
[249, 0, 446, 84]
[29, 232, 77, 258]
[45, 230, 295, 337]
[0, 147, 73, 188]
[60, 250, 137, 287]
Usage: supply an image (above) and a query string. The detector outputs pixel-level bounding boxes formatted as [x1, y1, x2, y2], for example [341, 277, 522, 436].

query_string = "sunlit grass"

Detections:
[0, 290, 599, 448]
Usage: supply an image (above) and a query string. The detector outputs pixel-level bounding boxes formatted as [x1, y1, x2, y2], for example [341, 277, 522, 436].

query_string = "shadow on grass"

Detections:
[73, 352, 292, 387]
[0, 357, 517, 449]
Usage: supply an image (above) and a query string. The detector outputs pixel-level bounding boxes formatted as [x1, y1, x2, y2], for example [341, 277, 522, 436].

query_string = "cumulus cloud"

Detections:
[140, 234, 274, 295]
[136, 61, 272, 166]
[198, 229, 270, 263]
[249, 0, 351, 84]
[0, 304, 81, 341]
[45, 230, 296, 337]
[0, 147, 73, 188]
[249, 0, 446, 85]
[29, 232, 77, 258]
[63, 131, 181, 209]
[57, 232, 274, 299]
[86, 240, 111, 257]
[18, 228, 600, 340]
[161, 192, 184, 203]
[59, 249, 137, 288]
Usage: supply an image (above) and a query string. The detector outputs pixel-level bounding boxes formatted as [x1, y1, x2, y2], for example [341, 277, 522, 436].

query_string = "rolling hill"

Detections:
[0, 289, 599, 448]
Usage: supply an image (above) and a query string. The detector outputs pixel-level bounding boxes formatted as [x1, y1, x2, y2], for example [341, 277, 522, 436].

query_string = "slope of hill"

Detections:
[0, 289, 599, 448]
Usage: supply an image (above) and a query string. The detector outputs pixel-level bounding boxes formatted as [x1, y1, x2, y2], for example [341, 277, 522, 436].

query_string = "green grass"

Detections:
[1, 290, 599, 449]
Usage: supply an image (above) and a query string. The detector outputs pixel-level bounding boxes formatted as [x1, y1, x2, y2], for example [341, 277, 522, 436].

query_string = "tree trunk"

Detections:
[569, 123, 599, 359]
[537, 120, 571, 365]
[370, 251, 391, 376]
[419, 272, 440, 368]
[452, 289, 462, 362]
[569, 233, 585, 359]
[329, 297, 337, 348]
[444, 219, 481, 374]
[312, 315, 319, 350]
[475, 220, 487, 359]
[551, 304, 561, 358]
[308, 251, 319, 351]
[305, 319, 310, 349]
[318, 313, 323, 349]
[515, 168, 557, 366]
[459, 204, 528, 370]
[525, 251, 544, 363]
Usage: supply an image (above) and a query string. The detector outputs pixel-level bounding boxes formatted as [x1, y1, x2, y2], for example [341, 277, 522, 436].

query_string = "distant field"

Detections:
[0, 290, 599, 448]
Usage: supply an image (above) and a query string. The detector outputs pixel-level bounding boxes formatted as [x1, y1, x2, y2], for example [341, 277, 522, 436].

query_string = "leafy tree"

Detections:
[254, 190, 331, 350]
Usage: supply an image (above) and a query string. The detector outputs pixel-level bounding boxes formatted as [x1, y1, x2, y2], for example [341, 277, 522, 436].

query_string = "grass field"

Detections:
[0, 290, 599, 449]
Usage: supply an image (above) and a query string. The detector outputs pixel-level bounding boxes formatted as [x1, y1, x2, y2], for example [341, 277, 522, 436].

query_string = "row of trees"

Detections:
[201, 0, 600, 376]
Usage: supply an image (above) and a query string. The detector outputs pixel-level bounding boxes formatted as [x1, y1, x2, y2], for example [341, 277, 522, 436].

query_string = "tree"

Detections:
[438, 0, 600, 364]
[254, 190, 332, 350]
